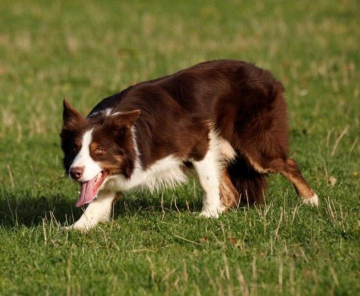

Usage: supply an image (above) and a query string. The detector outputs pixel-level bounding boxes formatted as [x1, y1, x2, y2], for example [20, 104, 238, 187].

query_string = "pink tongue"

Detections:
[76, 178, 96, 207]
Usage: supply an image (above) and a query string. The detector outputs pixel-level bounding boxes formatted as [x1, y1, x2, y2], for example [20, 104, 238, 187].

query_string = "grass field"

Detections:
[0, 0, 359, 295]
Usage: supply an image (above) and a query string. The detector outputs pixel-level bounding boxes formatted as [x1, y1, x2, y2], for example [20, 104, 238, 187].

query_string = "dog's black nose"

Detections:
[70, 167, 84, 180]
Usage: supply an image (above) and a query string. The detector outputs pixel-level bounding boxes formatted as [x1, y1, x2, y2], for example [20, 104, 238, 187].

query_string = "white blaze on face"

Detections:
[69, 129, 102, 182]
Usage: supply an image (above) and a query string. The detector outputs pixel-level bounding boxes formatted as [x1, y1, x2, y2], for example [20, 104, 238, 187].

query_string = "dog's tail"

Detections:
[226, 154, 267, 205]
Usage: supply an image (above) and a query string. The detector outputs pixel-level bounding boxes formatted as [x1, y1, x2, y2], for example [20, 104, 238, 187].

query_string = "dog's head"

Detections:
[60, 99, 140, 207]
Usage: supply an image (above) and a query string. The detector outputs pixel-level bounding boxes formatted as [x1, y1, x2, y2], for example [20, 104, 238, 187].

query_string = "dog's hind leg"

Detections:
[242, 154, 318, 206]
[69, 190, 117, 231]
[220, 169, 240, 209]
[227, 83, 317, 205]
[279, 158, 318, 205]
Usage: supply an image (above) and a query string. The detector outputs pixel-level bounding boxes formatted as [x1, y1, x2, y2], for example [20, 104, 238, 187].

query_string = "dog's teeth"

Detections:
[95, 172, 102, 183]
[77, 191, 80, 194]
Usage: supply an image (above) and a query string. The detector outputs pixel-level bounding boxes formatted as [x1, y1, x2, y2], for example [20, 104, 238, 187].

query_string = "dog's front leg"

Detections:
[193, 141, 224, 218]
[69, 190, 117, 231]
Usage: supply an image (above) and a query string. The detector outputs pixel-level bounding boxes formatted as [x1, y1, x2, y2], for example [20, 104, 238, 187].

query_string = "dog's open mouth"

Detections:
[76, 171, 108, 207]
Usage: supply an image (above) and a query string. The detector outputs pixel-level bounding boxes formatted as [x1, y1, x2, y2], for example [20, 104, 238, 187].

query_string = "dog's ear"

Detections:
[111, 110, 141, 127]
[62, 99, 85, 127]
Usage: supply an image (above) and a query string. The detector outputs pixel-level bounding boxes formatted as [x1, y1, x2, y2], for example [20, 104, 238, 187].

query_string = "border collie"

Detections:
[60, 60, 318, 231]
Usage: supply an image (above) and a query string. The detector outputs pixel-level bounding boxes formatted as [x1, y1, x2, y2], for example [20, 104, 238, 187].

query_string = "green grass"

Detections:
[0, 0, 359, 295]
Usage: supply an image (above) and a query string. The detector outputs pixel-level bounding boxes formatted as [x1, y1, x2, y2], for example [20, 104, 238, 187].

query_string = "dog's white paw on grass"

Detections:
[63, 222, 95, 232]
[199, 209, 220, 218]
[303, 194, 319, 206]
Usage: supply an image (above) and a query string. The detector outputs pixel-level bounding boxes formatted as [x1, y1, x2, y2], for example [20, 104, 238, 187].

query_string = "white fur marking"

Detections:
[70, 129, 102, 182]
[303, 193, 319, 206]
[88, 108, 113, 118]
[104, 108, 113, 116]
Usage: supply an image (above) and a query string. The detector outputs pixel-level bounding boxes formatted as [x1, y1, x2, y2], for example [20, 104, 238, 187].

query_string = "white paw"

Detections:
[303, 193, 319, 206]
[64, 221, 94, 232]
[199, 210, 219, 218]
[218, 203, 228, 214]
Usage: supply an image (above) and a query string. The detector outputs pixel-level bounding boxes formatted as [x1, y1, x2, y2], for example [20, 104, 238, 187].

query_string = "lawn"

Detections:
[0, 0, 359, 295]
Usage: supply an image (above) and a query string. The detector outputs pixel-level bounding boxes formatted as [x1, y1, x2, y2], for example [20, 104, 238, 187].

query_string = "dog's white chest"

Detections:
[104, 155, 188, 192]
[140, 160, 187, 191]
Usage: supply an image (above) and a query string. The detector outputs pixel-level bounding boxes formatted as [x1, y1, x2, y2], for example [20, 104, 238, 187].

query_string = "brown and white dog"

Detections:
[60, 60, 318, 231]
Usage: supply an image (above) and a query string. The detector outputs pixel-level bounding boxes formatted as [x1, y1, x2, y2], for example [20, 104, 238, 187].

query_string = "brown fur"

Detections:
[61, 59, 316, 206]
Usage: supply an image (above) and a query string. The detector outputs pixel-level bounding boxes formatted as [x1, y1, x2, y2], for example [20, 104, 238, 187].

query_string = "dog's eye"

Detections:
[95, 147, 105, 155]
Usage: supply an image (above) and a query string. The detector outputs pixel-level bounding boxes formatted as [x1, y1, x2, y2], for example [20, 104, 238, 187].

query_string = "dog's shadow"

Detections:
[0, 192, 203, 228]
[0, 194, 78, 228]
